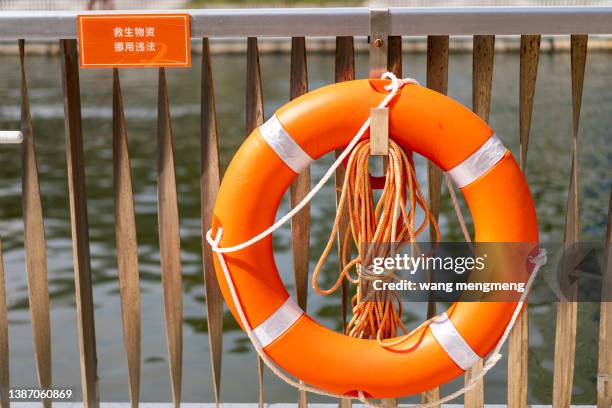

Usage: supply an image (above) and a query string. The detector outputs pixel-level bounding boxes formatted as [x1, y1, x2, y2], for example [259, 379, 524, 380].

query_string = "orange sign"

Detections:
[78, 13, 191, 68]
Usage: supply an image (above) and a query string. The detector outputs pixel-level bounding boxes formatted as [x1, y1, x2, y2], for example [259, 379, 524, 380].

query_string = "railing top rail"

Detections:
[0, 6, 611, 40]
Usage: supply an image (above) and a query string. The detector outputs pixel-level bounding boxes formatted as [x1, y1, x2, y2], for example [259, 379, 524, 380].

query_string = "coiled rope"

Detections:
[206, 72, 548, 407]
[312, 138, 440, 344]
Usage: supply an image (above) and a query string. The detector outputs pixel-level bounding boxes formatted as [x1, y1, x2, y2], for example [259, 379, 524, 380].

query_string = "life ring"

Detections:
[210, 78, 539, 398]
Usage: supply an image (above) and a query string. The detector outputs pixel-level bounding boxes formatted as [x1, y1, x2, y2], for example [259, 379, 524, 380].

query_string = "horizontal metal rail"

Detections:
[0, 6, 611, 39]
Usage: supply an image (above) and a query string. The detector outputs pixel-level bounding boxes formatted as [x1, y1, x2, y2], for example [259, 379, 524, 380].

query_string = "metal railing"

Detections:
[0, 6, 610, 408]
[0, 6, 611, 39]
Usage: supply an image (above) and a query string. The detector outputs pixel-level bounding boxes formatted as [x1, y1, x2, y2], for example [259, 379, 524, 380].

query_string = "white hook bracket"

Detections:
[369, 108, 389, 156]
[0, 131, 23, 144]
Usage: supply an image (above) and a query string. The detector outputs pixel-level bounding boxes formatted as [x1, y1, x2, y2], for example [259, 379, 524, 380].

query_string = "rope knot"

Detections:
[357, 262, 397, 283]
[381, 71, 420, 93]
[206, 227, 224, 251]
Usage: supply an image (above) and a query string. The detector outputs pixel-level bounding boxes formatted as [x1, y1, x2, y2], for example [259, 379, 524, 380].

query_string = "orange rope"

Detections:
[312, 139, 440, 345]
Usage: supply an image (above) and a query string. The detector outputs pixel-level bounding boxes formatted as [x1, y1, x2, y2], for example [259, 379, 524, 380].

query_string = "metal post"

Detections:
[369, 8, 390, 157]
[369, 8, 389, 79]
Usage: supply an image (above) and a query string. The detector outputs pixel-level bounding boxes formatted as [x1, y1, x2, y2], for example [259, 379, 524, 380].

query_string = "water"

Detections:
[0, 45, 610, 404]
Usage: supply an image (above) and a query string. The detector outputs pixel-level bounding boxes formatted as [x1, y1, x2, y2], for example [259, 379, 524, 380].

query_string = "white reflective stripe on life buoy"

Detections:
[259, 115, 313, 173]
[252, 297, 304, 348]
[446, 134, 507, 189]
[429, 312, 480, 371]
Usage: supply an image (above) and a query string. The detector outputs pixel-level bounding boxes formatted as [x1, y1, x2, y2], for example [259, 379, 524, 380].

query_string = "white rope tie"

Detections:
[205, 72, 548, 407]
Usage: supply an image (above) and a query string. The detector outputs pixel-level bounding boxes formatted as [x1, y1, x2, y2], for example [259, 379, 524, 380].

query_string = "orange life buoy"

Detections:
[210, 78, 539, 398]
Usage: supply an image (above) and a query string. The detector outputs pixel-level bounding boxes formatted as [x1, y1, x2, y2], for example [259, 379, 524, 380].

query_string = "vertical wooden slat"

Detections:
[425, 35, 449, 248]
[379, 36, 402, 408]
[334, 36, 354, 335]
[387, 36, 402, 77]
[472, 36, 495, 122]
[425, 36, 449, 249]
[246, 38, 264, 133]
[0, 240, 9, 408]
[289, 36, 310, 408]
[289, 37, 310, 312]
[513, 36, 540, 408]
[552, 34, 587, 408]
[519, 35, 541, 170]
[466, 35, 496, 408]
[200, 38, 224, 408]
[334, 37, 354, 408]
[59, 39, 99, 408]
[509, 33, 538, 408]
[157, 68, 183, 408]
[19, 39, 52, 408]
[598, 192, 612, 408]
[423, 35, 449, 408]
[426, 36, 449, 95]
[246, 37, 265, 408]
[112, 69, 141, 408]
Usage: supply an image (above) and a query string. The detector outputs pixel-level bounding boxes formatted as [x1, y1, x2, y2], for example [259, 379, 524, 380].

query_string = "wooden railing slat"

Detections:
[519, 35, 541, 170]
[570, 35, 588, 141]
[424, 39, 442, 322]
[425, 34, 448, 249]
[426, 36, 449, 95]
[289, 37, 310, 313]
[423, 35, 450, 408]
[514, 36, 540, 408]
[246, 37, 265, 408]
[598, 192, 612, 408]
[509, 33, 539, 408]
[200, 38, 224, 408]
[387, 36, 402, 77]
[552, 34, 587, 408]
[289, 36, 310, 408]
[19, 39, 52, 408]
[0, 240, 8, 408]
[157, 68, 184, 408]
[334, 36, 354, 408]
[426, 34, 480, 408]
[112, 69, 141, 408]
[334, 36, 354, 335]
[472, 35, 495, 122]
[59, 39, 99, 408]
[380, 36, 403, 408]
[425, 36, 449, 243]
[464, 35, 496, 408]
[246, 38, 264, 133]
